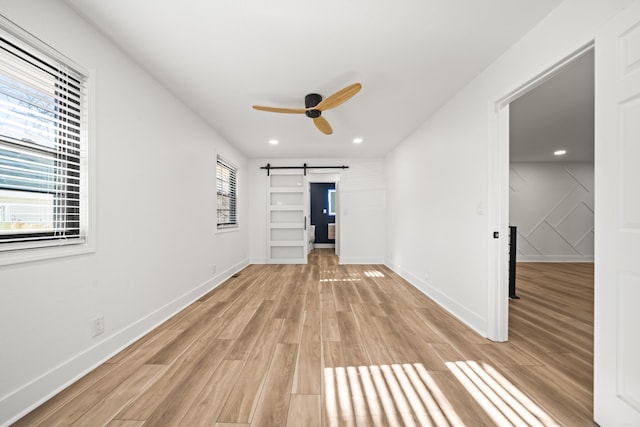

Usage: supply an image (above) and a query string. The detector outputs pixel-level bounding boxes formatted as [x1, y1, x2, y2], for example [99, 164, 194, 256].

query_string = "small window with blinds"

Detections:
[216, 156, 237, 229]
[1, 19, 88, 252]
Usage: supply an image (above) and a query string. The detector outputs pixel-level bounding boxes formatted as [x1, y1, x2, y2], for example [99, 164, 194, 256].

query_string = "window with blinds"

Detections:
[0, 20, 88, 251]
[216, 156, 237, 229]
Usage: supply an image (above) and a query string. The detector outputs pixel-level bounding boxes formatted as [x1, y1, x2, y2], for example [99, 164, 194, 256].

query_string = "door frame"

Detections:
[487, 42, 595, 342]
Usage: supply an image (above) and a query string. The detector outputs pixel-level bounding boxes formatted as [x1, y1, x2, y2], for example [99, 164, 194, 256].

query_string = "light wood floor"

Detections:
[14, 250, 594, 426]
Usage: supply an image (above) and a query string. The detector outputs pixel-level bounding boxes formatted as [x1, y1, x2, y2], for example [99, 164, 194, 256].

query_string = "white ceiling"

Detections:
[64, 0, 563, 159]
[510, 49, 594, 163]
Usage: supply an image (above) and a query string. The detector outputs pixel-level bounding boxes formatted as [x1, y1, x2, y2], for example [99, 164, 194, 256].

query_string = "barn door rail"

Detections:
[260, 163, 349, 176]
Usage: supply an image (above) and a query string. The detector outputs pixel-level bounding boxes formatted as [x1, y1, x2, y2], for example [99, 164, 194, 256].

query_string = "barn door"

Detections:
[266, 170, 308, 264]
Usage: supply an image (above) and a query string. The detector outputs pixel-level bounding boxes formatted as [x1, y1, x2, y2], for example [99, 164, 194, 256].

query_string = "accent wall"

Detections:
[510, 162, 594, 262]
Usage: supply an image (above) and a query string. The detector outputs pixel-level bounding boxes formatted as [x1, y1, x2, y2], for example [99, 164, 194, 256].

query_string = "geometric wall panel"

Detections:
[526, 221, 580, 256]
[546, 186, 590, 228]
[555, 202, 595, 245]
[574, 230, 594, 256]
[510, 162, 594, 261]
[565, 163, 595, 193]
[517, 235, 543, 257]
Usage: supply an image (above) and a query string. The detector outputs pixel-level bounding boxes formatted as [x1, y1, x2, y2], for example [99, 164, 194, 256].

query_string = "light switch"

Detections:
[323, 209, 327, 214]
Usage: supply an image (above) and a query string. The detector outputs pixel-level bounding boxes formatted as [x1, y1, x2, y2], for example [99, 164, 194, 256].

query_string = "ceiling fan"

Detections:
[252, 83, 362, 135]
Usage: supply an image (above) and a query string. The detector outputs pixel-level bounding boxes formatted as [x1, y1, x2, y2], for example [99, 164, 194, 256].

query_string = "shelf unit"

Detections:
[267, 173, 307, 264]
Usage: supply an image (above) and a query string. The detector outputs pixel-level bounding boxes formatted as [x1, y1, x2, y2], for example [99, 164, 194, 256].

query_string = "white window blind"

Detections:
[216, 156, 237, 229]
[0, 21, 88, 251]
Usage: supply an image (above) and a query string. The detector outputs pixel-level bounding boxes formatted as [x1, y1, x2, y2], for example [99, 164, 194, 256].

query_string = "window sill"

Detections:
[0, 240, 96, 266]
[216, 226, 239, 235]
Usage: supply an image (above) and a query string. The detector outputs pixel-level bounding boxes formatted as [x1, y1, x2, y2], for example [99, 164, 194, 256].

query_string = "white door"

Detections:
[267, 170, 308, 264]
[594, 1, 640, 424]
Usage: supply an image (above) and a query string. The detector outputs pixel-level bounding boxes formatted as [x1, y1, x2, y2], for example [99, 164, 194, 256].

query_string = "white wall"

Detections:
[510, 162, 594, 262]
[385, 0, 632, 336]
[248, 158, 386, 264]
[0, 1, 248, 424]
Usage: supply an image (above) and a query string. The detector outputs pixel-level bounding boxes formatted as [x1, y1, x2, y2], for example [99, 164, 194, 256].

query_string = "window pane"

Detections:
[0, 146, 55, 192]
[0, 188, 54, 233]
[0, 145, 56, 234]
[0, 75, 58, 149]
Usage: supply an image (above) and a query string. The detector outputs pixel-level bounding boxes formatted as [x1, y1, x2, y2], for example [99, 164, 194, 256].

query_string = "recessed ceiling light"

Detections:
[269, 139, 279, 145]
[554, 149, 566, 156]
[353, 138, 363, 144]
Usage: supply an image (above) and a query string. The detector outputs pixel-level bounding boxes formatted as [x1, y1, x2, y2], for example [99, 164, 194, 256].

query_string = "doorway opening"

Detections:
[310, 183, 336, 249]
[307, 173, 340, 260]
[487, 43, 594, 341]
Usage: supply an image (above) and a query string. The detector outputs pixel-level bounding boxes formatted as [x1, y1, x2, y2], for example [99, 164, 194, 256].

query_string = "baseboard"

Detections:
[385, 259, 487, 337]
[517, 256, 594, 262]
[0, 258, 249, 427]
[249, 257, 267, 264]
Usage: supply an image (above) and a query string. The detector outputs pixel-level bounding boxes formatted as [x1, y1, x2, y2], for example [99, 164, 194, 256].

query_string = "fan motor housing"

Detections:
[305, 109, 321, 118]
[305, 93, 322, 108]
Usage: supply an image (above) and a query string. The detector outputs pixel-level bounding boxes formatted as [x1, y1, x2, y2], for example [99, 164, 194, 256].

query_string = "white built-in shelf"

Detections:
[268, 187, 304, 193]
[268, 205, 304, 211]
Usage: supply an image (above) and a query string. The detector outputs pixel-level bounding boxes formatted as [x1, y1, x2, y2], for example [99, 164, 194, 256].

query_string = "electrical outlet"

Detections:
[212, 265, 217, 275]
[91, 316, 104, 337]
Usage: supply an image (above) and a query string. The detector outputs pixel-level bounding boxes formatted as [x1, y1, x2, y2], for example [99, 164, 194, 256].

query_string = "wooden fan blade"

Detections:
[252, 105, 306, 114]
[313, 116, 333, 135]
[316, 83, 362, 111]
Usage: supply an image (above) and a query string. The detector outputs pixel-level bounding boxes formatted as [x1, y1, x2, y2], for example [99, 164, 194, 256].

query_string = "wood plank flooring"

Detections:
[14, 251, 594, 426]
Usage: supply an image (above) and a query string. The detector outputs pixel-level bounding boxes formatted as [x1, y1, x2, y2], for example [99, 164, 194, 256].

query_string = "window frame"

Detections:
[0, 16, 94, 265]
[216, 155, 238, 231]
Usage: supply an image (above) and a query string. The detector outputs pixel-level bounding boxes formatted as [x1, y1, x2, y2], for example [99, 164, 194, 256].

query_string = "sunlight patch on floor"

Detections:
[324, 363, 461, 426]
[364, 270, 385, 278]
[324, 361, 560, 426]
[446, 361, 561, 427]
